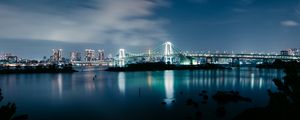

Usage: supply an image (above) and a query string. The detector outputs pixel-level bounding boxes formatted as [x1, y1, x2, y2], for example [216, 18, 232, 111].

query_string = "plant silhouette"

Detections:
[0, 88, 28, 120]
[235, 63, 300, 120]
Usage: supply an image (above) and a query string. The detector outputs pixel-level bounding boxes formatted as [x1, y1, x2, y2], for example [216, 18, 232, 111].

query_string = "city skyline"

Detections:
[0, 0, 300, 59]
[1, 42, 299, 62]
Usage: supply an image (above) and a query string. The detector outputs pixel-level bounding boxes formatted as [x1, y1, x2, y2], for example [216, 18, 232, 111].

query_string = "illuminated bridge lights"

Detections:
[111, 42, 300, 66]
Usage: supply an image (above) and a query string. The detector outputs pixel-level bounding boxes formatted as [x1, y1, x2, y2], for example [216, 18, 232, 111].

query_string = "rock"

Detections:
[213, 91, 252, 105]
[203, 95, 209, 100]
[201, 101, 207, 104]
[202, 90, 207, 94]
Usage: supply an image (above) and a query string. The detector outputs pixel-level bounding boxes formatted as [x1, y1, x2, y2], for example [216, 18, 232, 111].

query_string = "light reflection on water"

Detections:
[147, 72, 152, 88]
[58, 74, 63, 98]
[118, 72, 126, 95]
[0, 67, 284, 120]
[164, 70, 174, 105]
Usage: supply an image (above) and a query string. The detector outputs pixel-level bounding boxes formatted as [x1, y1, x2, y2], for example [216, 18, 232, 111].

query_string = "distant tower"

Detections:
[98, 49, 105, 61]
[85, 49, 95, 61]
[164, 41, 173, 64]
[119, 49, 125, 67]
[52, 49, 62, 62]
[70, 51, 81, 62]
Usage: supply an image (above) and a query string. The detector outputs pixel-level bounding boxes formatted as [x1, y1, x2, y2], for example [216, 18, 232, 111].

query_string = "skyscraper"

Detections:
[98, 49, 105, 61]
[70, 51, 81, 62]
[52, 49, 62, 62]
[280, 50, 289, 56]
[85, 49, 95, 61]
[288, 48, 299, 56]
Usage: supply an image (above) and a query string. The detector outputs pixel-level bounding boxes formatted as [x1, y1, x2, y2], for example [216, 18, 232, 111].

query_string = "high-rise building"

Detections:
[70, 51, 81, 62]
[108, 53, 113, 59]
[2, 53, 18, 63]
[98, 49, 105, 61]
[85, 49, 95, 61]
[287, 48, 299, 56]
[52, 49, 62, 62]
[280, 50, 289, 56]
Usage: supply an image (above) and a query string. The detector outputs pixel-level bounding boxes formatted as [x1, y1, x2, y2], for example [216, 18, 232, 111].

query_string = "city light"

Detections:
[0, 42, 300, 68]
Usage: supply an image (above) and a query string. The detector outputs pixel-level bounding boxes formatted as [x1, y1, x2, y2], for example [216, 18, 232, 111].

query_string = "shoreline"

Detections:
[0, 65, 78, 74]
[105, 62, 232, 72]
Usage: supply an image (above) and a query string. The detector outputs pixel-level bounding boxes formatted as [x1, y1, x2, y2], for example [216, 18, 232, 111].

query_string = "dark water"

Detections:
[0, 67, 283, 120]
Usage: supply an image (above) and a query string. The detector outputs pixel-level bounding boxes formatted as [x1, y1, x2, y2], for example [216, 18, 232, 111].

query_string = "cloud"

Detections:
[281, 20, 299, 27]
[0, 0, 170, 47]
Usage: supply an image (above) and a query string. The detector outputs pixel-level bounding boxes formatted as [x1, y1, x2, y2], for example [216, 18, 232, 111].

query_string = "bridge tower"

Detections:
[164, 41, 173, 64]
[119, 49, 125, 67]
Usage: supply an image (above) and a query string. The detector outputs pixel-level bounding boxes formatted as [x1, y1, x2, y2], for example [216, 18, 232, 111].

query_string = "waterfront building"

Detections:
[85, 49, 96, 61]
[52, 49, 62, 62]
[0, 53, 19, 63]
[98, 49, 105, 61]
[70, 51, 81, 62]
[280, 50, 289, 56]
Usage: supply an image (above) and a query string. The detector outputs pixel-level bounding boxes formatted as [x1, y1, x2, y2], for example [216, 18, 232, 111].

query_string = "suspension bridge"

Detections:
[74, 41, 300, 66]
[115, 41, 300, 67]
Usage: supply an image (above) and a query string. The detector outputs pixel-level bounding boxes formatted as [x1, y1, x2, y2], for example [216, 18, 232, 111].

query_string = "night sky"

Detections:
[0, 0, 300, 59]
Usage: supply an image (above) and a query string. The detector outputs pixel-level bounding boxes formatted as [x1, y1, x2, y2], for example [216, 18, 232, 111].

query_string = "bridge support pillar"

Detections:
[119, 49, 125, 67]
[164, 41, 173, 64]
